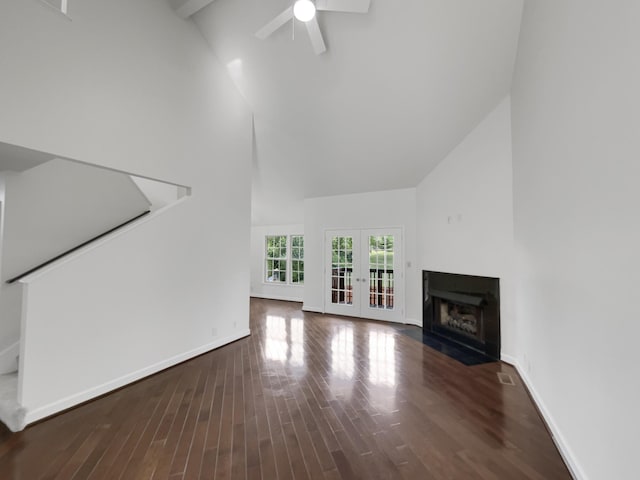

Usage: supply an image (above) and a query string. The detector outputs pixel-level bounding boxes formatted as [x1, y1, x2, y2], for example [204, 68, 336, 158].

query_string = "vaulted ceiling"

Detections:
[184, 0, 523, 224]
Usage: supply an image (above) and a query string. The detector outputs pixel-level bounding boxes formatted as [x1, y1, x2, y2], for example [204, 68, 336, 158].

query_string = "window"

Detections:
[265, 235, 304, 284]
[266, 235, 287, 282]
[291, 235, 304, 284]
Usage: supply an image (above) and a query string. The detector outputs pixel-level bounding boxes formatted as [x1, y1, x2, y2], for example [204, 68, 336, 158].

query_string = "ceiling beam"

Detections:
[173, 0, 216, 19]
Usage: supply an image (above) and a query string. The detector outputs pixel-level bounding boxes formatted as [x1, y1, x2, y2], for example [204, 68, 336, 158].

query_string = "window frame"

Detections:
[264, 234, 304, 285]
[290, 235, 304, 285]
[265, 235, 288, 283]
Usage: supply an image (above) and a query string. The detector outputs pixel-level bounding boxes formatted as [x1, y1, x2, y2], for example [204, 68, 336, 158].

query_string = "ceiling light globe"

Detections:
[293, 0, 316, 22]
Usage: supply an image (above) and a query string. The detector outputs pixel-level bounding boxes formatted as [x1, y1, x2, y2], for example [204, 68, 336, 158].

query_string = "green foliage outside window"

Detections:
[266, 235, 304, 284]
[266, 236, 287, 282]
[291, 235, 304, 284]
[331, 235, 394, 267]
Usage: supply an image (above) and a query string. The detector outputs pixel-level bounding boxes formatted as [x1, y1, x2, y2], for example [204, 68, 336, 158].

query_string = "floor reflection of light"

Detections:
[265, 316, 305, 370]
[331, 325, 354, 379]
[290, 317, 304, 367]
[368, 331, 396, 387]
[265, 315, 287, 362]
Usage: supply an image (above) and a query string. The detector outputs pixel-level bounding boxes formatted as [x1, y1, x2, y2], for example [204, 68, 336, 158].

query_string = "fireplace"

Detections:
[423, 271, 500, 360]
[436, 297, 483, 340]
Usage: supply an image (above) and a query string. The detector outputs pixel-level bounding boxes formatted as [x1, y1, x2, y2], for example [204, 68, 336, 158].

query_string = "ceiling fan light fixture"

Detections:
[293, 0, 316, 22]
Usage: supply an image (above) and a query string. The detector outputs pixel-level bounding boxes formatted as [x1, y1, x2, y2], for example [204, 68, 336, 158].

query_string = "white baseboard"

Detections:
[23, 329, 250, 426]
[513, 361, 585, 480]
[402, 317, 421, 327]
[500, 353, 518, 366]
[302, 305, 323, 313]
[299, 307, 419, 326]
[250, 293, 303, 303]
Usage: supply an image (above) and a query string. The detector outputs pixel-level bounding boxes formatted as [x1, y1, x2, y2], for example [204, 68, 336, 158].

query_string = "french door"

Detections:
[325, 228, 403, 323]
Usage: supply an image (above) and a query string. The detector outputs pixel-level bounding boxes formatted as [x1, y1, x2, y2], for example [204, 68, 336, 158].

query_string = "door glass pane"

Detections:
[368, 235, 394, 309]
[331, 236, 353, 305]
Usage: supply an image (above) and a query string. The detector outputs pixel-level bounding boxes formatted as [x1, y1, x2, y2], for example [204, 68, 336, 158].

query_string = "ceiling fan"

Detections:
[255, 0, 371, 55]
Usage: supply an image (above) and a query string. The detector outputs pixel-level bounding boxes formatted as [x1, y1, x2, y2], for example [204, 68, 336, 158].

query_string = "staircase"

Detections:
[0, 341, 20, 432]
[0, 373, 24, 432]
[0, 148, 154, 431]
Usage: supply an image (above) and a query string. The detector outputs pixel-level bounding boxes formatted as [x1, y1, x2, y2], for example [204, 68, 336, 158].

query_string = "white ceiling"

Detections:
[191, 0, 523, 225]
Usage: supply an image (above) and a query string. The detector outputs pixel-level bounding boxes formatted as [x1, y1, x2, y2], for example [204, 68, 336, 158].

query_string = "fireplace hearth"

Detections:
[423, 271, 500, 360]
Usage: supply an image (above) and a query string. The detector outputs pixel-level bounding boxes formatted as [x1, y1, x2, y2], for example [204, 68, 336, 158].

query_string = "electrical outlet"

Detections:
[211, 327, 217, 337]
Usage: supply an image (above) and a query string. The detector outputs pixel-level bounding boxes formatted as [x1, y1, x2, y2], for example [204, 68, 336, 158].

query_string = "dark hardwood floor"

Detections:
[0, 298, 571, 479]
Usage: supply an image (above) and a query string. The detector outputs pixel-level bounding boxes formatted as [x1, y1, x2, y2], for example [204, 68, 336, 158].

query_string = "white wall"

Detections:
[0, 0, 251, 424]
[0, 173, 23, 359]
[511, 1, 640, 478]
[0, 177, 17, 361]
[2, 159, 151, 281]
[0, 159, 151, 359]
[0, 142, 53, 172]
[416, 97, 516, 359]
[0, 176, 4, 290]
[250, 224, 304, 302]
[131, 175, 180, 212]
[303, 188, 418, 324]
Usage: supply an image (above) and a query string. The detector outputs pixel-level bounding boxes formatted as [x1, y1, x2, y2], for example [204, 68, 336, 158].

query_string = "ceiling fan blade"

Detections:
[315, 0, 370, 13]
[255, 7, 294, 39]
[305, 16, 326, 55]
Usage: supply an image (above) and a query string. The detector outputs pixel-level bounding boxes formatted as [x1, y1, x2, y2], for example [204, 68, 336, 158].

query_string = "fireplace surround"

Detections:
[423, 270, 500, 360]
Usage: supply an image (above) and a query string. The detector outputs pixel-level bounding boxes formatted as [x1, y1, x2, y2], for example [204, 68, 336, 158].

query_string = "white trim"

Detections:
[23, 329, 250, 425]
[513, 361, 585, 480]
[403, 317, 421, 327]
[302, 305, 324, 313]
[261, 281, 304, 287]
[250, 293, 303, 303]
[263, 234, 304, 286]
[323, 227, 404, 323]
[377, 318, 411, 326]
[500, 353, 518, 366]
[17, 284, 29, 405]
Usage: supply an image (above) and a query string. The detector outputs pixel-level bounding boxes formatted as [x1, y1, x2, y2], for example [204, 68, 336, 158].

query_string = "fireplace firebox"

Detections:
[423, 271, 500, 360]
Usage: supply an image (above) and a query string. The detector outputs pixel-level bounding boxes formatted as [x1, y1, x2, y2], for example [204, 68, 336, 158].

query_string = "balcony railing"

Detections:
[331, 267, 394, 309]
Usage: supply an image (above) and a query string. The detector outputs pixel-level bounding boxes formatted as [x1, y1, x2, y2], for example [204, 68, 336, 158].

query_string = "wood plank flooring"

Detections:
[0, 298, 571, 479]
